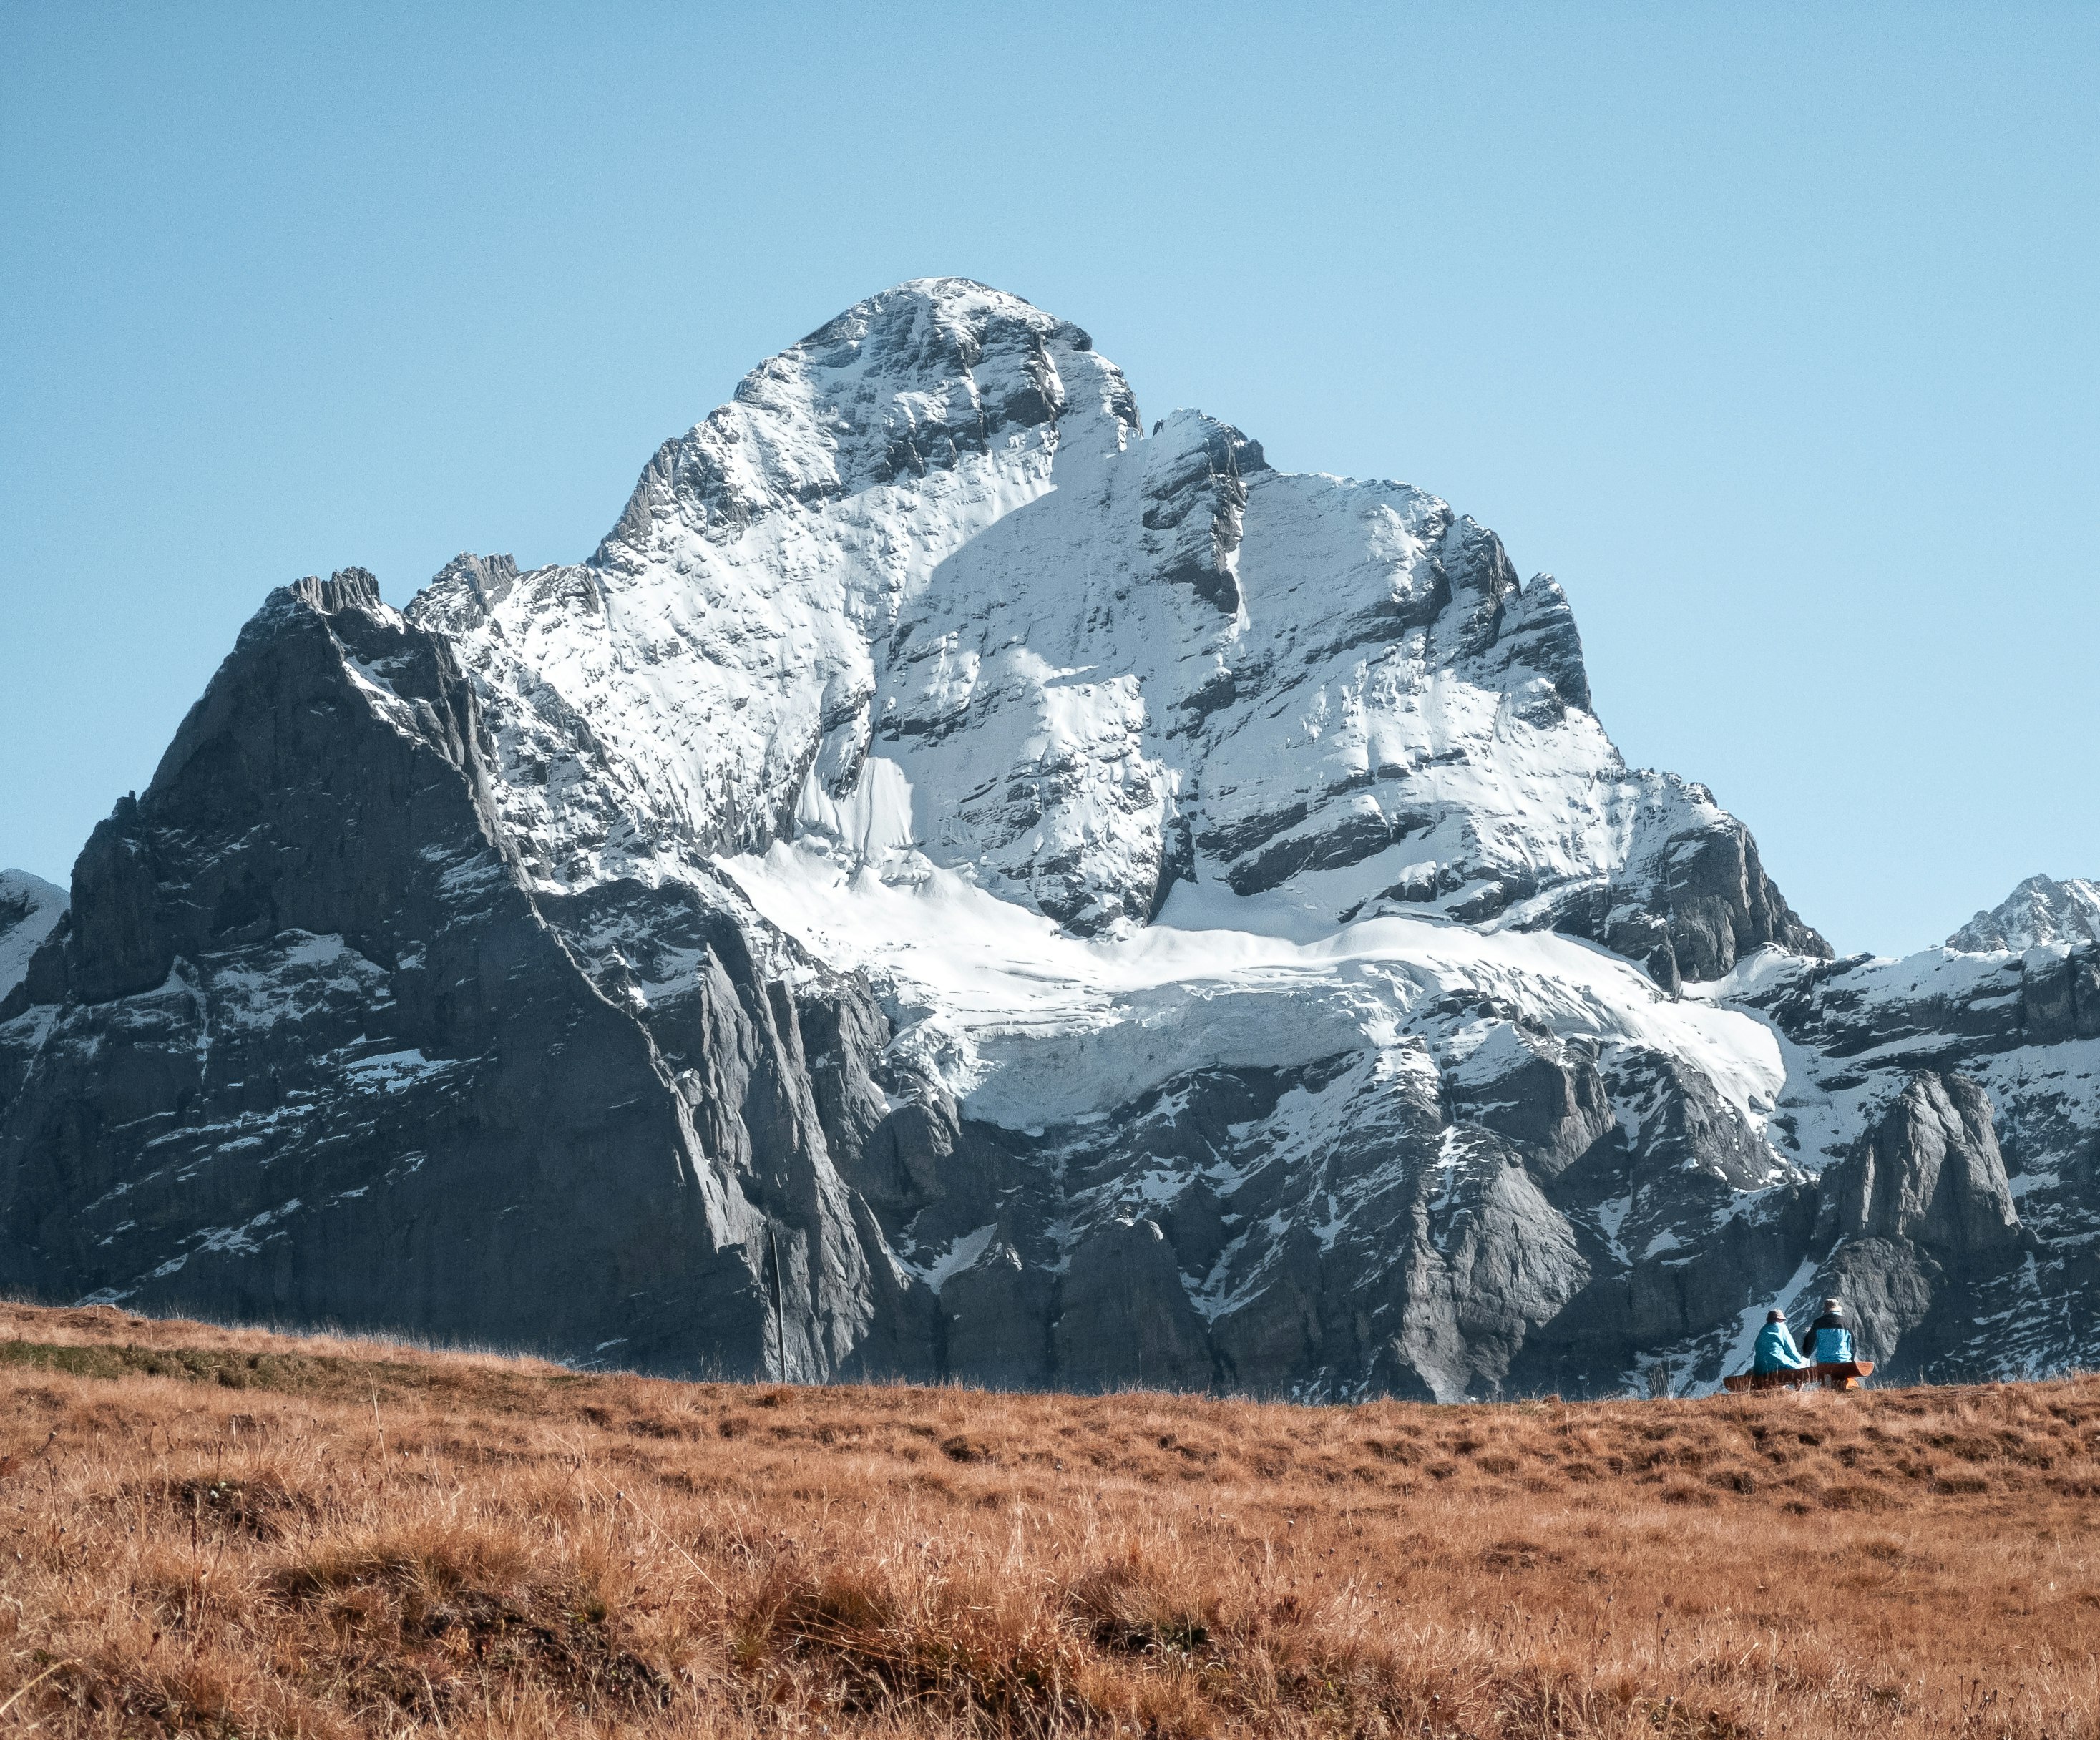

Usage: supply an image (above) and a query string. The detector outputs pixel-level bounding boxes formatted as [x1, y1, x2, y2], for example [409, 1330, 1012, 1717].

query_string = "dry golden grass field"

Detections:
[1, 1301, 2096, 1738]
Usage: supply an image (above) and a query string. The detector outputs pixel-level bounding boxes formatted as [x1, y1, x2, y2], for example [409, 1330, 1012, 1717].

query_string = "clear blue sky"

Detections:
[4, 2, 2094, 957]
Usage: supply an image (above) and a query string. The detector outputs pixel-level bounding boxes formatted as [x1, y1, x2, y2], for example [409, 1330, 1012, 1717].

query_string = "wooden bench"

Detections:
[1721, 1361, 1874, 1394]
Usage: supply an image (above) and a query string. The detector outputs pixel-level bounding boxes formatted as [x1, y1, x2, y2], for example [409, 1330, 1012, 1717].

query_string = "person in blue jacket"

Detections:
[1752, 1309, 1811, 1374]
[1806, 1299, 1855, 1365]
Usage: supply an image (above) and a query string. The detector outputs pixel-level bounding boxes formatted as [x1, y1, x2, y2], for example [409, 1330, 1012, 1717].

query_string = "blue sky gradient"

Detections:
[4, 2, 2094, 956]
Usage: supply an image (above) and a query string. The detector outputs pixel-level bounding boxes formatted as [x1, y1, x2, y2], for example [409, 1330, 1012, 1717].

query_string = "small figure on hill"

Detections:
[1752, 1309, 1811, 1375]
[1806, 1298, 1855, 1365]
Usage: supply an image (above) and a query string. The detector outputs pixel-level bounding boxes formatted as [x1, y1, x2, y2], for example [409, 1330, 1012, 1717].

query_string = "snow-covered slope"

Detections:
[413, 280, 1825, 987]
[3, 280, 2091, 1397]
[0, 872, 65, 1005]
[1950, 874, 2100, 952]
[729, 847, 1785, 1137]
[410, 283, 1141, 887]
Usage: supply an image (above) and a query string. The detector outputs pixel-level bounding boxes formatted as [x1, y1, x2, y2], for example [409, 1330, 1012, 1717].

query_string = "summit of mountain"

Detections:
[1949, 874, 2100, 954]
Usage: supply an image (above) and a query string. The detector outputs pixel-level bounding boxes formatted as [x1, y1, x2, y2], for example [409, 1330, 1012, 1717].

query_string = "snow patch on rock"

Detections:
[0, 870, 66, 1003]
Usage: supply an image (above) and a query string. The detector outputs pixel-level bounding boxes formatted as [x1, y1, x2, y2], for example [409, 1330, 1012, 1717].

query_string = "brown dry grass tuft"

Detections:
[1, 1301, 2096, 1736]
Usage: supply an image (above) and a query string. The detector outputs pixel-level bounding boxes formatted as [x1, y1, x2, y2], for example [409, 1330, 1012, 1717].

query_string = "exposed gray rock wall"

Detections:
[1807, 1072, 2026, 1378]
[1819, 1072, 2020, 1256]
[0, 574, 932, 1379]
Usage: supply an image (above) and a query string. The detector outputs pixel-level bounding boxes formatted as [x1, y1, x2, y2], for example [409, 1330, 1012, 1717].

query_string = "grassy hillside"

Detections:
[0, 1301, 2094, 1737]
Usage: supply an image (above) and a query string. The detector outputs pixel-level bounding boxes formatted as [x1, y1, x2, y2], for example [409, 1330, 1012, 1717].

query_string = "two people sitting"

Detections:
[1752, 1298, 1855, 1374]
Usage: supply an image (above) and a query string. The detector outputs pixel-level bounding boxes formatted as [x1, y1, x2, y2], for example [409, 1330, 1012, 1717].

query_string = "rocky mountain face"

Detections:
[3, 280, 2094, 1395]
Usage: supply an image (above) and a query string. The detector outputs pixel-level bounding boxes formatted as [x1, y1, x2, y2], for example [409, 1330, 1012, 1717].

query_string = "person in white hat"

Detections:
[1806, 1298, 1854, 1366]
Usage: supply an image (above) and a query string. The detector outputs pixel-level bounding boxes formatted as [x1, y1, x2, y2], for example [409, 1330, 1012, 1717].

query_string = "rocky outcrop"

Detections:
[2020, 943, 2100, 1044]
[1819, 1072, 2020, 1256]
[1055, 1218, 1216, 1391]
[1809, 1072, 2026, 1377]
[0, 572, 932, 1379]
[1639, 813, 1829, 987]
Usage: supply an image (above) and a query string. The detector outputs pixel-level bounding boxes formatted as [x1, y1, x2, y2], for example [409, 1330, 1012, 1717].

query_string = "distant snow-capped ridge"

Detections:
[1949, 874, 2100, 953]
[4, 278, 2093, 1404]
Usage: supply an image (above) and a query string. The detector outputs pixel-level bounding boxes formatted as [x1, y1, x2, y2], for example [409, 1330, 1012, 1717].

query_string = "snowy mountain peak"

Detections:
[1948, 874, 2100, 952]
[406, 279, 1825, 982]
[595, 277, 1141, 571]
